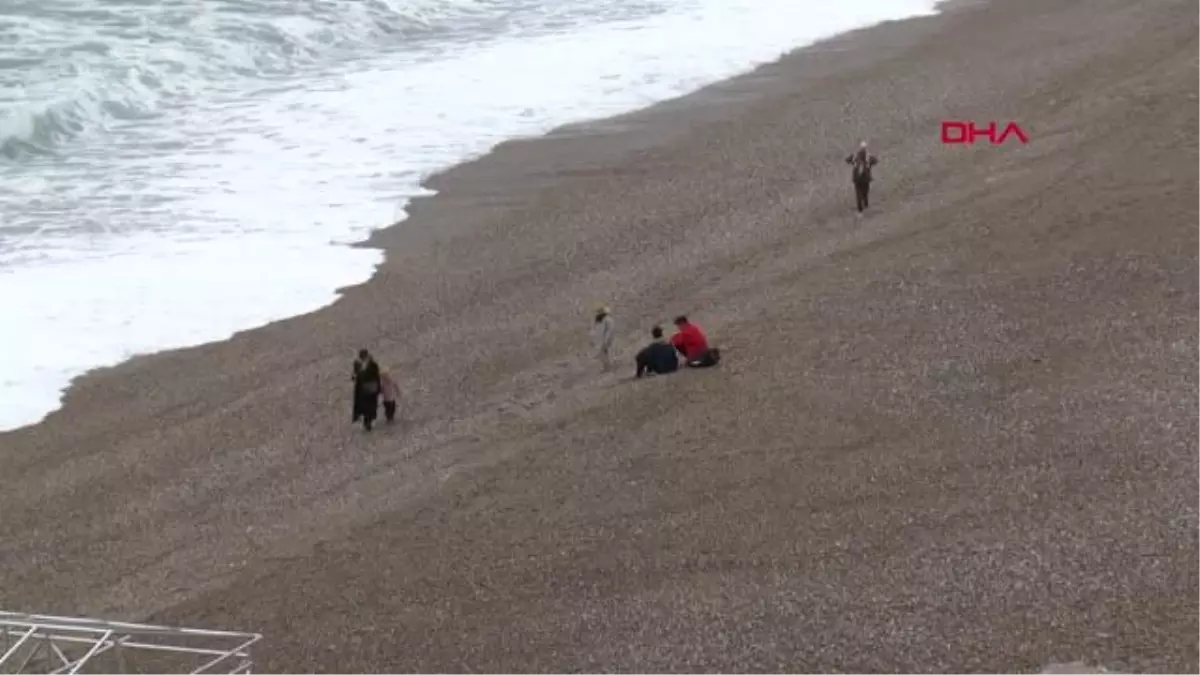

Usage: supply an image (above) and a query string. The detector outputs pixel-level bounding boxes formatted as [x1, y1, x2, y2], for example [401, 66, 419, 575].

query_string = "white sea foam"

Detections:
[0, 0, 937, 432]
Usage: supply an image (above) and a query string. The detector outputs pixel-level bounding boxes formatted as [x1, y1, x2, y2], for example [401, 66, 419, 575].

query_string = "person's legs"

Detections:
[854, 181, 867, 212]
[384, 400, 397, 423]
[862, 180, 871, 208]
[362, 396, 377, 431]
[686, 349, 721, 368]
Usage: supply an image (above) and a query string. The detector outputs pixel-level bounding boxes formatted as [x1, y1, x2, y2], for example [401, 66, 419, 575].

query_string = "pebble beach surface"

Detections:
[1, 0, 1197, 671]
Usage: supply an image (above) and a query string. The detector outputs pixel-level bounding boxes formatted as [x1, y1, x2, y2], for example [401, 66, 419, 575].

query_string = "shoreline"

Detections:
[0, 2, 942, 436]
[2, 0, 1196, 671]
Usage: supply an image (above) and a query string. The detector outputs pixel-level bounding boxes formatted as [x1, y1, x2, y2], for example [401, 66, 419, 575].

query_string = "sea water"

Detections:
[0, 0, 938, 431]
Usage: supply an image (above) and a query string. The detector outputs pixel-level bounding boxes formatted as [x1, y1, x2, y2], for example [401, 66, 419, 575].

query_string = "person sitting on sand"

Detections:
[635, 326, 680, 378]
[845, 140, 879, 214]
[352, 349, 381, 431]
[592, 303, 615, 373]
[669, 315, 721, 368]
[380, 369, 399, 424]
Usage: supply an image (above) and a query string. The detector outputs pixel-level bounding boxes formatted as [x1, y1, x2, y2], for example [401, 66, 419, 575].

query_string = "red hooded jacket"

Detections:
[669, 321, 709, 361]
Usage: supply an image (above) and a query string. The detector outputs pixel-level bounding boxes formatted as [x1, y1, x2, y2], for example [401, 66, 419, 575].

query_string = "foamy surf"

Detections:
[0, 0, 938, 431]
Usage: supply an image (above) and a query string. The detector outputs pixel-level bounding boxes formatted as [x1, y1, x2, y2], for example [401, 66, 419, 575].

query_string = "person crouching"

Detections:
[635, 326, 680, 378]
[669, 315, 721, 368]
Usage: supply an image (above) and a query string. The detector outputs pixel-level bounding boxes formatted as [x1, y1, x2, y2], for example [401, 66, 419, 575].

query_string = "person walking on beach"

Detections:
[352, 349, 381, 431]
[635, 325, 680, 378]
[845, 140, 879, 214]
[593, 303, 616, 372]
[380, 368, 400, 424]
[669, 315, 721, 368]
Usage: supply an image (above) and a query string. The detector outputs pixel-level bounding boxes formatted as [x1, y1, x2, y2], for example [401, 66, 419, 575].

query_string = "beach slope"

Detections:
[1, 0, 1197, 671]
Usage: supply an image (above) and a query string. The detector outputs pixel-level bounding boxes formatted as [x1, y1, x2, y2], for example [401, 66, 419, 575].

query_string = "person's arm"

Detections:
[669, 334, 687, 357]
[870, 155, 879, 166]
[845, 154, 854, 164]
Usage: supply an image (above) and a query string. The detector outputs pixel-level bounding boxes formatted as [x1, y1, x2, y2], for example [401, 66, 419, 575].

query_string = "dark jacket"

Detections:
[636, 340, 679, 378]
[351, 357, 381, 422]
[846, 149, 879, 183]
[353, 358, 381, 395]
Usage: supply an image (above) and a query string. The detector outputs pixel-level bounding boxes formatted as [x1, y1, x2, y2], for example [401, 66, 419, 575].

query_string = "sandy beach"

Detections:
[2, 0, 1197, 671]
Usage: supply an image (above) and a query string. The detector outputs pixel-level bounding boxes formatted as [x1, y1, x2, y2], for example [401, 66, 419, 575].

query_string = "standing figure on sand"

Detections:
[380, 369, 400, 424]
[352, 349, 381, 431]
[846, 140, 879, 215]
[593, 303, 616, 373]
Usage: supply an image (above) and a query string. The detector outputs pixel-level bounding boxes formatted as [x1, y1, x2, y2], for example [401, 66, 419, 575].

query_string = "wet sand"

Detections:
[2, 0, 1197, 671]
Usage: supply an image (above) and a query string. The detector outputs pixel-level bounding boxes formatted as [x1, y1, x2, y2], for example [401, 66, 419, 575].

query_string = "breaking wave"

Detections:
[0, 0, 666, 158]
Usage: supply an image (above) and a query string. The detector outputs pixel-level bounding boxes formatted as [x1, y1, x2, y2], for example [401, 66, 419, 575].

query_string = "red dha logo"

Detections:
[941, 121, 1029, 145]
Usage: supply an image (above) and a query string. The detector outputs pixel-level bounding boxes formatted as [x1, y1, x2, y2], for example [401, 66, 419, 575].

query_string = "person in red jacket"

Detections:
[669, 315, 721, 368]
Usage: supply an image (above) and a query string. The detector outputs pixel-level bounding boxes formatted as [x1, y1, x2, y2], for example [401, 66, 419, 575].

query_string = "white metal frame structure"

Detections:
[0, 612, 261, 674]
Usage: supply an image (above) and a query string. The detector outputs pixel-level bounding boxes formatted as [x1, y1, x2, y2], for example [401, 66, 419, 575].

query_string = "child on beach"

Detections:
[593, 303, 615, 372]
[380, 369, 400, 424]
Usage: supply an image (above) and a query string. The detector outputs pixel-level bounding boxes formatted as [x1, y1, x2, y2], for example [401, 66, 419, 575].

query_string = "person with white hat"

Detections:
[592, 303, 615, 372]
[845, 140, 880, 214]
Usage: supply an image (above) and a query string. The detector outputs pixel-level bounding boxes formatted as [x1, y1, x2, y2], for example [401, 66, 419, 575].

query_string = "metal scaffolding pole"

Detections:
[0, 612, 262, 675]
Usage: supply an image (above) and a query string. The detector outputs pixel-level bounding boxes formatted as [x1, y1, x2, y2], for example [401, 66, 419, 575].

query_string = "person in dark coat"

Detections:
[635, 326, 680, 378]
[351, 349, 381, 431]
[845, 141, 879, 214]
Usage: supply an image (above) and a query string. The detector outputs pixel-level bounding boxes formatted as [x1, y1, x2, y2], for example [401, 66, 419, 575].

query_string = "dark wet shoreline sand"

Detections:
[2, 0, 1197, 671]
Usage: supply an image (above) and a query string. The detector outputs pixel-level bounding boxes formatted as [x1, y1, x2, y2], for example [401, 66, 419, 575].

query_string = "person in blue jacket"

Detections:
[635, 326, 680, 378]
